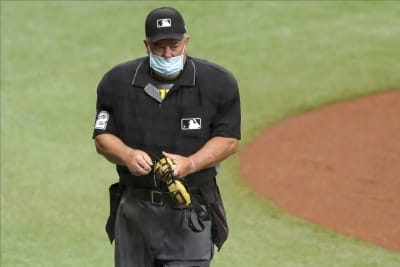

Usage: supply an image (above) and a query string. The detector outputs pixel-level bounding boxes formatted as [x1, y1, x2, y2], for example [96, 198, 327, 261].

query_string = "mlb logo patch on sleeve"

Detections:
[181, 118, 201, 130]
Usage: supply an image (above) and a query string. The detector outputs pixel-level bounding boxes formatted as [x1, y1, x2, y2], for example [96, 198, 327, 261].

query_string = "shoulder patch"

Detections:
[94, 111, 110, 130]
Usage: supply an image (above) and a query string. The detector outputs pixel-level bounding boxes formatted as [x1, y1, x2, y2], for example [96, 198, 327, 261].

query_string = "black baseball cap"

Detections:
[145, 7, 186, 43]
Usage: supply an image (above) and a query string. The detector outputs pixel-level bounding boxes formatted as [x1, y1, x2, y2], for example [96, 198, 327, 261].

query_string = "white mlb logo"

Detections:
[181, 118, 201, 130]
[157, 18, 172, 28]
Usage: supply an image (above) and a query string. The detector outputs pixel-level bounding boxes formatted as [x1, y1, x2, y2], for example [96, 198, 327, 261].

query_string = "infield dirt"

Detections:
[240, 90, 400, 252]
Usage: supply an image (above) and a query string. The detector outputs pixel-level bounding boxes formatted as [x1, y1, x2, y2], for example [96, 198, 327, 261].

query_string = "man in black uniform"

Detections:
[93, 6, 241, 267]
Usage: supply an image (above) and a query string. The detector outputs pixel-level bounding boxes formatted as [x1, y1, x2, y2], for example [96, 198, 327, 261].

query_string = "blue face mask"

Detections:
[148, 46, 185, 79]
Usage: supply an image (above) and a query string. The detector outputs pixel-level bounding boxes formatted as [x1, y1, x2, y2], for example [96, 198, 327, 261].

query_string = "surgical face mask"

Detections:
[148, 46, 185, 79]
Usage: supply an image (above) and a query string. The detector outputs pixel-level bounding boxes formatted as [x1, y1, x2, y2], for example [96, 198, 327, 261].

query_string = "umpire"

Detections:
[93, 7, 241, 267]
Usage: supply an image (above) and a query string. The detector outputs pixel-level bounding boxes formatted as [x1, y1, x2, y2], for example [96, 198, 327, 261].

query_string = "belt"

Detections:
[128, 188, 204, 207]
[129, 188, 171, 206]
[128, 187, 209, 233]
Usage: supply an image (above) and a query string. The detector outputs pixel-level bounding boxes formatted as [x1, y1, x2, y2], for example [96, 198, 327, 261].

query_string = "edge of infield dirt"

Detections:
[240, 90, 400, 252]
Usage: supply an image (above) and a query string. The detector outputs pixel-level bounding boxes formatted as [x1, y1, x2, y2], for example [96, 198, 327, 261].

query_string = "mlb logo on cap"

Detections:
[157, 18, 172, 28]
[145, 7, 186, 43]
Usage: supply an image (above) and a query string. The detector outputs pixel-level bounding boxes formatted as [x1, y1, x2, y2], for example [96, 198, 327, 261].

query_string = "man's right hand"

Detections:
[125, 149, 153, 176]
[95, 134, 153, 176]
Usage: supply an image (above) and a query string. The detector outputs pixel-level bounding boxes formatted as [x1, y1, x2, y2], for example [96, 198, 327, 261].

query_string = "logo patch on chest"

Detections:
[181, 118, 202, 130]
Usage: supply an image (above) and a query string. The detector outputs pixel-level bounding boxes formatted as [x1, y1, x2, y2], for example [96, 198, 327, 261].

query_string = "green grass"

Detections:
[1, 1, 400, 266]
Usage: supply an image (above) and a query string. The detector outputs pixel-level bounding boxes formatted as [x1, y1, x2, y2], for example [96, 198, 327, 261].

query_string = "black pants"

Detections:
[114, 187, 214, 267]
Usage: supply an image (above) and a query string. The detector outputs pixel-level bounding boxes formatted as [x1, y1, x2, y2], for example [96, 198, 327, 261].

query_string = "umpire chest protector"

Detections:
[94, 56, 241, 189]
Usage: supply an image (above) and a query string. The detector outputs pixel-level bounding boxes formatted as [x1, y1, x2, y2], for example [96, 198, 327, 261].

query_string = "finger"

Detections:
[163, 152, 179, 168]
[133, 151, 152, 170]
[139, 160, 152, 172]
[138, 160, 152, 172]
[162, 151, 170, 159]
[136, 163, 151, 175]
[142, 152, 153, 166]
[162, 151, 177, 159]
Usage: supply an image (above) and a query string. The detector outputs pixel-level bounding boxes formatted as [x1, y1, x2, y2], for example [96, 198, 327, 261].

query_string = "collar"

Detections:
[131, 57, 196, 88]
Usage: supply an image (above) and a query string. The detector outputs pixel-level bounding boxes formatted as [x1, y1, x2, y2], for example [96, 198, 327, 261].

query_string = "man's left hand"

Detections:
[162, 151, 195, 179]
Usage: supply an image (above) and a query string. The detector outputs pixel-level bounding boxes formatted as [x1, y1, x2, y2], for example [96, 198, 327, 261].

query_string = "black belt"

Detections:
[128, 188, 203, 207]
[127, 187, 209, 232]
[128, 188, 170, 206]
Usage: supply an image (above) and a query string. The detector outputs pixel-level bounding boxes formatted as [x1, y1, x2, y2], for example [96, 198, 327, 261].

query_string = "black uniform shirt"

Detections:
[93, 56, 241, 188]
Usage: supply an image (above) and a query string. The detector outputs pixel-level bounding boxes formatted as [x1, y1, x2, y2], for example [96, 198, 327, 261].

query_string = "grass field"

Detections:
[1, 1, 400, 266]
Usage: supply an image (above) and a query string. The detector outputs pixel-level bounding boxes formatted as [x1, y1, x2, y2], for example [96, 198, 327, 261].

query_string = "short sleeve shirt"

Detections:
[93, 56, 241, 187]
